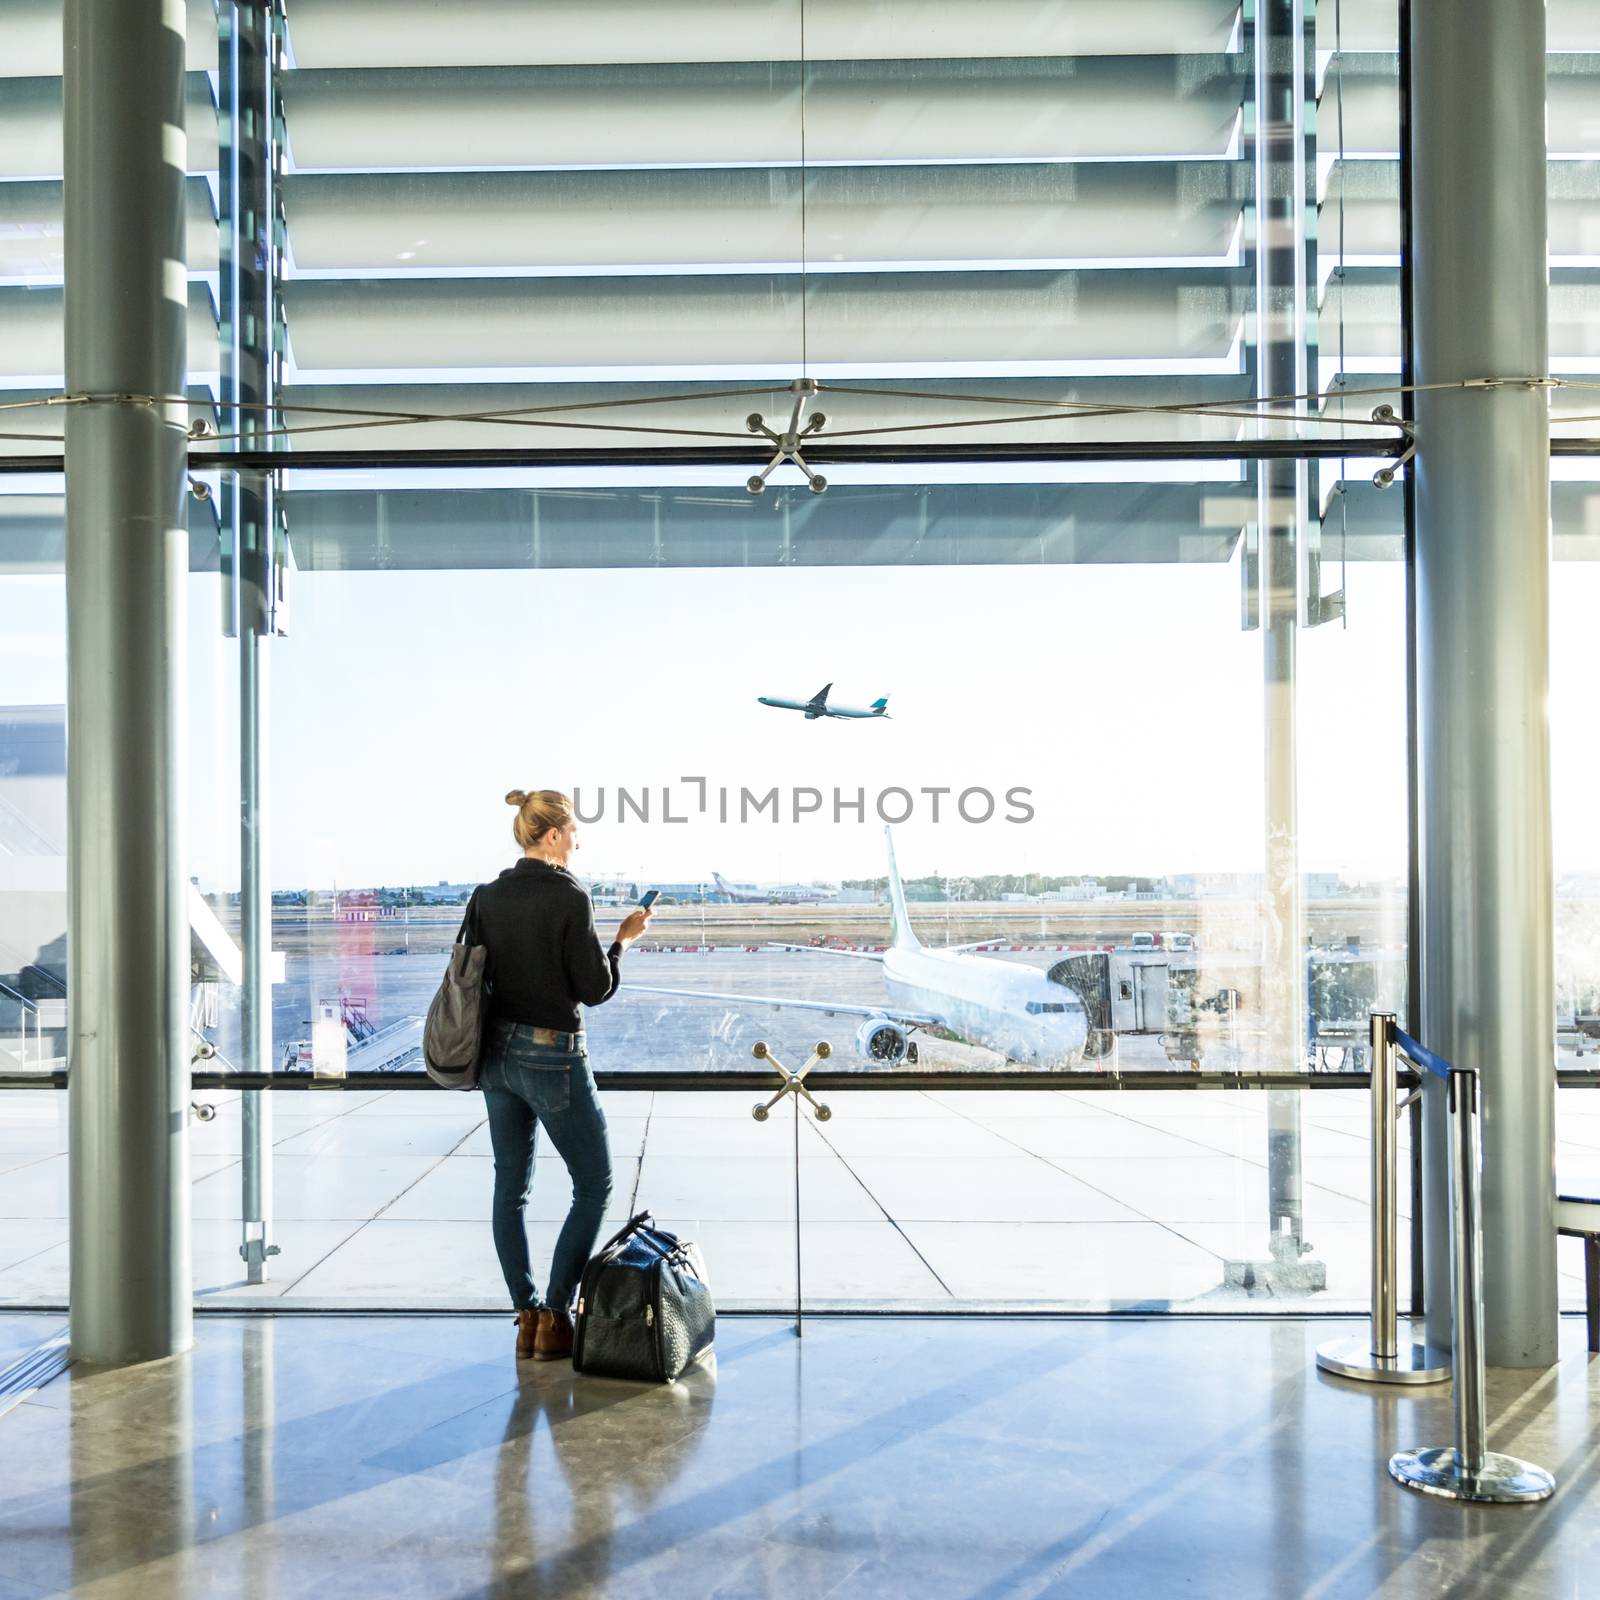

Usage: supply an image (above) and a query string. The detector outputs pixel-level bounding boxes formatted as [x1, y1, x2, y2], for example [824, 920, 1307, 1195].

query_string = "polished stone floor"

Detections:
[3, 1088, 1599, 1312]
[0, 1312, 1597, 1599]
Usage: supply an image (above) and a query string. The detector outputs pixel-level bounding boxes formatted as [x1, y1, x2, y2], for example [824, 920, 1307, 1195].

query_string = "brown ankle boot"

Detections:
[515, 1308, 539, 1359]
[533, 1307, 575, 1362]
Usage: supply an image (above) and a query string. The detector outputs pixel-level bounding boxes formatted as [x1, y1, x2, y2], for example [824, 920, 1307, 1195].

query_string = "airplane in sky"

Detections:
[712, 871, 834, 905]
[626, 828, 1090, 1068]
[757, 682, 890, 721]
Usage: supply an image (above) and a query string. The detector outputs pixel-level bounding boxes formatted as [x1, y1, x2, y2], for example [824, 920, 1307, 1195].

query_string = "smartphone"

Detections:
[638, 889, 661, 910]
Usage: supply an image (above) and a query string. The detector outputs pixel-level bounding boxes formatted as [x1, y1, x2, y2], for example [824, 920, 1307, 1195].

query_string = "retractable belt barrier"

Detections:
[1316, 1012, 1449, 1387]
[1321, 1012, 1555, 1504]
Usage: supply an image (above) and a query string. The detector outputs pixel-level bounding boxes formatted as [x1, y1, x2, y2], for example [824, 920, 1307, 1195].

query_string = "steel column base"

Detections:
[1389, 1447, 1555, 1503]
[1316, 1336, 1450, 1384]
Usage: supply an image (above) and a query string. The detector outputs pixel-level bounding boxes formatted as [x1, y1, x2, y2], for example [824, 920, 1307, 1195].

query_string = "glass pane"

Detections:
[0, 466, 67, 1292]
[1550, 25, 1600, 432]
[254, 0, 1390, 464]
[1323, 5, 1600, 445]
[0, 0, 221, 453]
[2, 0, 1434, 1315]
[0, 479, 65, 1081]
[1553, 457, 1600, 1313]
[1553, 462, 1600, 1064]
[0, 0, 233, 1301]
[266, 467, 1407, 1083]
[1546, 5, 1596, 1312]
[19, 1080, 1407, 1311]
[1316, 9, 1403, 425]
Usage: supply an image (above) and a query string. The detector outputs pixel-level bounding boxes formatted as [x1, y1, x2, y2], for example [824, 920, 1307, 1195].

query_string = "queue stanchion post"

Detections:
[1389, 1067, 1555, 1503]
[1317, 1012, 1448, 1384]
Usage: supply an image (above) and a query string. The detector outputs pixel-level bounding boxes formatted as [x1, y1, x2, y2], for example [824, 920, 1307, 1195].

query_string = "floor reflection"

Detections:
[0, 1313, 1595, 1599]
[491, 1355, 717, 1595]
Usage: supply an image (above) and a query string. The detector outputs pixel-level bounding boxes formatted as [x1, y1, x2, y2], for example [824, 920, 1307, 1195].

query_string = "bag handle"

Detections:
[594, 1209, 655, 1265]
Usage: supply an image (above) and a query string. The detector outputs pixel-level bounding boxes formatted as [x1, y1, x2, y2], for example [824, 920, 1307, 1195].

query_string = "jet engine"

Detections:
[855, 1017, 914, 1064]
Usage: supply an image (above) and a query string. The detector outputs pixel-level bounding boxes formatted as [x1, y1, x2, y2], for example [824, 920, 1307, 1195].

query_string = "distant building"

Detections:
[1039, 879, 1105, 902]
[334, 894, 402, 923]
[411, 881, 480, 905]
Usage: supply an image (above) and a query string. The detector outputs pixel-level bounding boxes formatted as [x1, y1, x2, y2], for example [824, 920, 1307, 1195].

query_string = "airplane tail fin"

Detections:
[870, 696, 889, 713]
[883, 826, 920, 950]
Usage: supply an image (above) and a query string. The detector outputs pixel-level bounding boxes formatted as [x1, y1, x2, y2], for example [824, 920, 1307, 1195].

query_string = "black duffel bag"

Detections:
[573, 1211, 714, 1382]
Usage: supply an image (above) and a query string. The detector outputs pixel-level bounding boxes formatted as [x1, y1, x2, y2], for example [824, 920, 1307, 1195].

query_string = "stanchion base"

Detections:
[1389, 1447, 1555, 1503]
[1316, 1336, 1450, 1385]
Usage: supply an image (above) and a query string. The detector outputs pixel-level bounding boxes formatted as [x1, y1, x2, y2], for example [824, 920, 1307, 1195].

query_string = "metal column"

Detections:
[63, 0, 193, 1364]
[220, 0, 285, 1285]
[1411, 0, 1556, 1368]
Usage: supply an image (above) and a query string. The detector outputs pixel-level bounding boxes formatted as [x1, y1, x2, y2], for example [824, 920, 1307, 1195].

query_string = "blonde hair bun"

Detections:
[505, 788, 575, 850]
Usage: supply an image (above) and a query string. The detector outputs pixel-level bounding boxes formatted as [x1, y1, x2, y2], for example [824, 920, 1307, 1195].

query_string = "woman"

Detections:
[471, 789, 652, 1361]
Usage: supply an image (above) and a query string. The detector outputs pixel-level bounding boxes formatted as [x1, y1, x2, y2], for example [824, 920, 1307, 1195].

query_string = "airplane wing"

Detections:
[622, 983, 945, 1028]
[943, 937, 1010, 953]
[763, 941, 885, 961]
[809, 681, 833, 705]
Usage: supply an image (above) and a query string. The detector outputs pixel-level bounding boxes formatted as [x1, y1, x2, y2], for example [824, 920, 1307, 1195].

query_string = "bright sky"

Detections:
[262, 553, 1397, 889]
[4, 550, 1598, 892]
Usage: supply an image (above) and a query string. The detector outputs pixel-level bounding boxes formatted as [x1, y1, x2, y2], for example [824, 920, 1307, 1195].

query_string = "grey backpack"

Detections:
[422, 892, 488, 1090]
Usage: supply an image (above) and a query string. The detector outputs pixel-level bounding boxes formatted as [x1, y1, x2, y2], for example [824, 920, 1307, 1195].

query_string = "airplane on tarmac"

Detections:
[591, 878, 714, 905]
[712, 871, 834, 905]
[625, 828, 1090, 1068]
[757, 683, 890, 721]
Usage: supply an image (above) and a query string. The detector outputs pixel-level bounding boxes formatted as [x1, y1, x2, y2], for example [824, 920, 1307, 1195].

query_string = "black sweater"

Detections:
[471, 857, 621, 1033]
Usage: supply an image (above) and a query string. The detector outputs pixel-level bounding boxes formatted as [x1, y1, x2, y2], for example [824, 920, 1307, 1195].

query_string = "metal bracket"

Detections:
[750, 1039, 833, 1121]
[750, 1040, 834, 1340]
[745, 378, 828, 495]
[1370, 405, 1417, 488]
[1307, 587, 1346, 627]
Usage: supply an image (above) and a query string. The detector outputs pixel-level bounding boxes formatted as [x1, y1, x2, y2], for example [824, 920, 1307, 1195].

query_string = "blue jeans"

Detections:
[479, 1020, 613, 1312]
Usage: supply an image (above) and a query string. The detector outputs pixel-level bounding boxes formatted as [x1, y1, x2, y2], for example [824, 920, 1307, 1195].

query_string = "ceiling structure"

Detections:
[0, 0, 1596, 569]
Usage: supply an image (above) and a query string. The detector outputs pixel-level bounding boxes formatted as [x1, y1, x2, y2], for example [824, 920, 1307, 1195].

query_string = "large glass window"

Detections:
[1553, 459, 1600, 1315]
[1549, 2, 1600, 1312]
[265, 472, 1412, 1087]
[19, 0, 1599, 1316]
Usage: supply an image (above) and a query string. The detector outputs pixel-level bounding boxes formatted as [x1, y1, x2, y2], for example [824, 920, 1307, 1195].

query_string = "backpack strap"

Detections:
[456, 887, 482, 946]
